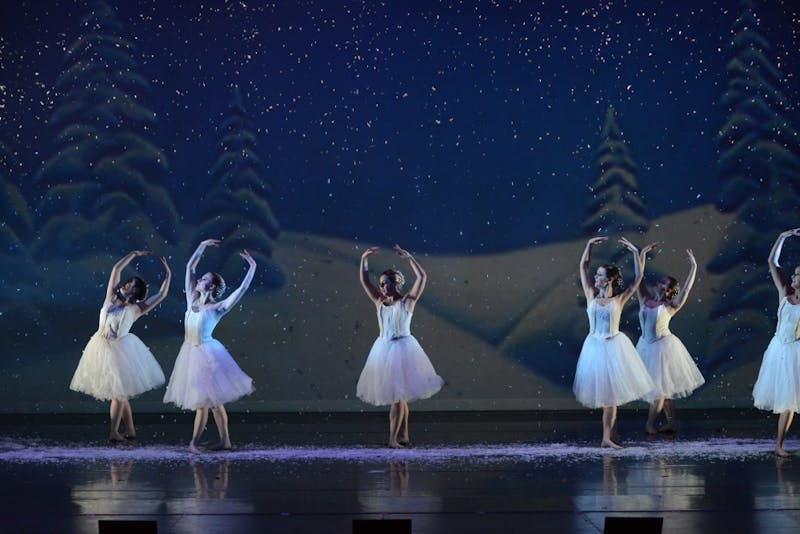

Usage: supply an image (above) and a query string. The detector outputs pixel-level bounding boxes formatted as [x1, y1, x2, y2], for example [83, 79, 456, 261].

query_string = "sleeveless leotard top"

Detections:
[376, 300, 413, 340]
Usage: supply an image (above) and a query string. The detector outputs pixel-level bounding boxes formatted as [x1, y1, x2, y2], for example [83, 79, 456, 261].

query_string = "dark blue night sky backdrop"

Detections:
[3, 0, 797, 254]
[2, 0, 800, 412]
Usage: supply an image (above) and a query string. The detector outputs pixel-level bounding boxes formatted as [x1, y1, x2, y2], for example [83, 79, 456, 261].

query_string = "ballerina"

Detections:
[573, 236, 655, 448]
[70, 250, 171, 443]
[634, 246, 705, 434]
[752, 229, 800, 457]
[163, 239, 257, 453]
[357, 245, 444, 448]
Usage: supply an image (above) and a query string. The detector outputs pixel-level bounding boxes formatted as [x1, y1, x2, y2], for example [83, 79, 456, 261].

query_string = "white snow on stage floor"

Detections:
[0, 438, 793, 464]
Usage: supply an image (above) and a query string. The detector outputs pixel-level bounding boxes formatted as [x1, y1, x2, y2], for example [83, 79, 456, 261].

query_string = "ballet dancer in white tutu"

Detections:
[70, 250, 172, 443]
[357, 244, 444, 448]
[163, 239, 256, 453]
[634, 246, 705, 434]
[753, 229, 800, 457]
[573, 236, 655, 448]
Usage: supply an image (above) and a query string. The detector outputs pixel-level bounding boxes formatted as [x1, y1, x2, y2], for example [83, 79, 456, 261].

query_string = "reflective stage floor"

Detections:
[1, 410, 799, 533]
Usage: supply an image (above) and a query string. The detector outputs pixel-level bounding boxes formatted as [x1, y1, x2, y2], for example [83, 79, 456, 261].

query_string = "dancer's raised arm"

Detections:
[186, 239, 220, 305]
[580, 237, 607, 301]
[669, 249, 697, 313]
[769, 229, 800, 299]
[215, 250, 257, 315]
[140, 257, 172, 314]
[106, 250, 150, 302]
[394, 244, 426, 304]
[636, 242, 659, 301]
[618, 237, 643, 305]
[359, 247, 382, 304]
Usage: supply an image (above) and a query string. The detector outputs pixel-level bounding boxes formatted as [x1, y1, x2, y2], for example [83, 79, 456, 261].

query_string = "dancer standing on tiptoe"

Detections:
[634, 246, 705, 434]
[163, 239, 257, 453]
[753, 229, 800, 457]
[573, 236, 655, 449]
[70, 250, 171, 444]
[357, 244, 444, 448]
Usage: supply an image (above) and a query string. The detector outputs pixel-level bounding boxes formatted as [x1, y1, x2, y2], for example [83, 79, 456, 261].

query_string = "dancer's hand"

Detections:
[240, 250, 256, 266]
[639, 241, 661, 258]
[160, 256, 171, 273]
[394, 244, 412, 259]
[780, 228, 800, 238]
[587, 236, 607, 246]
[200, 238, 221, 247]
[361, 246, 379, 259]
[687, 249, 696, 266]
[619, 237, 638, 254]
[132, 250, 152, 257]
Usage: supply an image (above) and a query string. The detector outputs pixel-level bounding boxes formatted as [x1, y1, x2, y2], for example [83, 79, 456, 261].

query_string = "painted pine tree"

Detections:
[705, 1, 800, 373]
[34, 0, 178, 258]
[1, 140, 41, 303]
[571, 106, 648, 351]
[195, 86, 282, 287]
[0, 141, 33, 254]
[582, 105, 648, 237]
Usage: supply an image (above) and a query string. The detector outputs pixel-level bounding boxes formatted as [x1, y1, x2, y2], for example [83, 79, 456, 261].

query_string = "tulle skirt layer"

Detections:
[357, 335, 444, 406]
[70, 333, 165, 401]
[636, 334, 705, 402]
[753, 337, 800, 414]
[573, 333, 655, 408]
[163, 339, 254, 410]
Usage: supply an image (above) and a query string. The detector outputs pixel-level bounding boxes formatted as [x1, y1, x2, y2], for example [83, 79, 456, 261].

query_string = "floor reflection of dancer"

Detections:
[573, 237, 655, 449]
[753, 229, 800, 457]
[635, 246, 705, 434]
[357, 245, 444, 448]
[70, 251, 171, 443]
[163, 239, 256, 453]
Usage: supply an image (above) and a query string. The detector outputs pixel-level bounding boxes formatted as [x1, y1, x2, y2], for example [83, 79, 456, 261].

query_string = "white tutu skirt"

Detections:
[357, 335, 444, 406]
[752, 337, 800, 413]
[636, 334, 705, 402]
[573, 333, 655, 408]
[163, 339, 254, 410]
[70, 333, 165, 401]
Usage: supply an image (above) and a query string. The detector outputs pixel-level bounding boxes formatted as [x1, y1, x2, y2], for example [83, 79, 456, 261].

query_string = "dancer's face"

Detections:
[656, 277, 671, 298]
[792, 267, 800, 290]
[196, 272, 215, 294]
[379, 275, 396, 296]
[117, 280, 135, 299]
[594, 267, 609, 289]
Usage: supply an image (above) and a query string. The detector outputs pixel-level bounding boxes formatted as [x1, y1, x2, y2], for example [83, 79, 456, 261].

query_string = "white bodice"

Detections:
[376, 300, 413, 340]
[98, 303, 139, 340]
[774, 297, 800, 344]
[185, 307, 221, 346]
[587, 299, 621, 339]
[638, 304, 672, 343]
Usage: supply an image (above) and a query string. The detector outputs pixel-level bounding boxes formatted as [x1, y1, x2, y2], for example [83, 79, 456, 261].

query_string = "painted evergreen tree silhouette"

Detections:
[195, 86, 282, 287]
[0, 141, 33, 254]
[570, 106, 648, 351]
[705, 0, 800, 373]
[34, 0, 178, 258]
[583, 105, 648, 237]
[1, 140, 41, 299]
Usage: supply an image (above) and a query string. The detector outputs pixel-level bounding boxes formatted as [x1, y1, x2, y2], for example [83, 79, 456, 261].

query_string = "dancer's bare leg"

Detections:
[659, 399, 677, 433]
[190, 408, 209, 454]
[601, 406, 622, 449]
[776, 411, 794, 457]
[398, 401, 410, 445]
[209, 405, 232, 451]
[109, 400, 126, 442]
[388, 402, 402, 448]
[646, 398, 664, 434]
[121, 401, 136, 438]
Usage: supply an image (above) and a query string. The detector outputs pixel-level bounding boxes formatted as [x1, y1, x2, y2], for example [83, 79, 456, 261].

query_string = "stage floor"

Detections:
[2, 410, 799, 533]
